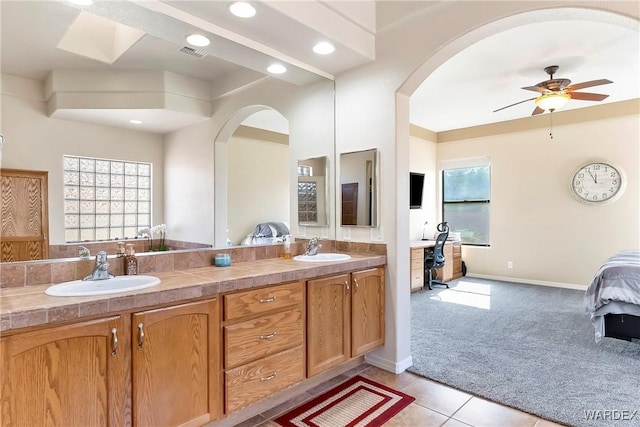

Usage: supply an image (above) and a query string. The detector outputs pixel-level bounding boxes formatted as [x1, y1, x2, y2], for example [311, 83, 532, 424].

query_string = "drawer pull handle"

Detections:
[260, 372, 277, 382]
[260, 331, 278, 340]
[344, 281, 350, 295]
[354, 278, 359, 292]
[259, 296, 277, 303]
[137, 323, 145, 350]
[111, 328, 118, 356]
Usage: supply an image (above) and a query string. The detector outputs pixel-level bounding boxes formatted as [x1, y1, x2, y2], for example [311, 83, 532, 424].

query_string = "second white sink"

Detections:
[293, 253, 351, 262]
[45, 275, 161, 297]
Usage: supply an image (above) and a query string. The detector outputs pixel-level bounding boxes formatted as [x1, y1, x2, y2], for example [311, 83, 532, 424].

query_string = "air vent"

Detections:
[179, 46, 206, 58]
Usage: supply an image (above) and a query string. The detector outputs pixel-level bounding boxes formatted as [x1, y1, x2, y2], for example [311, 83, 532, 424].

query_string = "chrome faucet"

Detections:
[83, 251, 114, 281]
[305, 237, 322, 256]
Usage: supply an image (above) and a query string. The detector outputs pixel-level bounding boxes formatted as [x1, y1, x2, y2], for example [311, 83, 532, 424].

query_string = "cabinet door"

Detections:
[132, 298, 221, 427]
[306, 273, 351, 377]
[0, 316, 130, 427]
[351, 267, 385, 356]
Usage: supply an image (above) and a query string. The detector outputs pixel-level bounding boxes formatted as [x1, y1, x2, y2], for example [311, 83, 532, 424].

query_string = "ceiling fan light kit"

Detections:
[534, 93, 570, 111]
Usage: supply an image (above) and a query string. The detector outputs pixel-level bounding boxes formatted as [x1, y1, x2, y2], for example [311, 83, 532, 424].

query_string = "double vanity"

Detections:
[0, 245, 386, 427]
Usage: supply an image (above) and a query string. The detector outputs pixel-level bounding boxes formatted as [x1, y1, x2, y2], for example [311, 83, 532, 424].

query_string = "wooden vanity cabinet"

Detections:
[0, 315, 131, 427]
[0, 297, 221, 427]
[222, 281, 305, 414]
[307, 267, 385, 377]
[132, 298, 221, 427]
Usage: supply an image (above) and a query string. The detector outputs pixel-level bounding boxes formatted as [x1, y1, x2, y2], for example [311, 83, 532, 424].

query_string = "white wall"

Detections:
[436, 102, 639, 287]
[227, 135, 289, 244]
[1, 75, 164, 245]
[409, 128, 438, 240]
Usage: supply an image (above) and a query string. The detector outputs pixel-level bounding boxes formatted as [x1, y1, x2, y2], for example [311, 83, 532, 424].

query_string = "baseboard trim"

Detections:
[466, 273, 587, 291]
[365, 352, 413, 374]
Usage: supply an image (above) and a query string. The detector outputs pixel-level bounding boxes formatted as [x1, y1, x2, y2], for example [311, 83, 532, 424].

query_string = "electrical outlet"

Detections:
[507, 261, 513, 269]
[370, 227, 384, 241]
[342, 227, 351, 241]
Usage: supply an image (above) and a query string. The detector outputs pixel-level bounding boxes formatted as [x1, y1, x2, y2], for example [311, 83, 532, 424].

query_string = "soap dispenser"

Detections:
[124, 244, 138, 275]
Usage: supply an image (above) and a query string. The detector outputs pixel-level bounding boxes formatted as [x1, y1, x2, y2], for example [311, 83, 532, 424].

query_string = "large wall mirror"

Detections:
[340, 149, 379, 227]
[297, 157, 328, 226]
[0, 1, 336, 262]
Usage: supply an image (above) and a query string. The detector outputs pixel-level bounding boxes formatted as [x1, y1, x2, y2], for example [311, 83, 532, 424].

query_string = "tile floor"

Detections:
[233, 364, 566, 427]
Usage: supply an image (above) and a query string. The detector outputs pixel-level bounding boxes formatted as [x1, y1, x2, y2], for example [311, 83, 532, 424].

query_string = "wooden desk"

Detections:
[410, 240, 462, 292]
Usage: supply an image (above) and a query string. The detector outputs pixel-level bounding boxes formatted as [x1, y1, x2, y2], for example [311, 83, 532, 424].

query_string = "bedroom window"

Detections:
[63, 155, 152, 243]
[441, 161, 490, 246]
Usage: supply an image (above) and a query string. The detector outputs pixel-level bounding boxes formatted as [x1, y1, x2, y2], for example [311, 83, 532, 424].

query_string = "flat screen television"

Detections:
[410, 172, 425, 209]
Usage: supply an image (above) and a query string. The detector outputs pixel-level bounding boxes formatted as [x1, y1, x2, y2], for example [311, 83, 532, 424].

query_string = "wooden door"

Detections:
[306, 273, 351, 377]
[1, 169, 49, 261]
[132, 298, 221, 427]
[341, 183, 358, 225]
[351, 268, 385, 356]
[0, 316, 130, 427]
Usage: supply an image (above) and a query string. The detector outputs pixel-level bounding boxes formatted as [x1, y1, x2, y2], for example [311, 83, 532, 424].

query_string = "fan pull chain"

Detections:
[549, 111, 554, 139]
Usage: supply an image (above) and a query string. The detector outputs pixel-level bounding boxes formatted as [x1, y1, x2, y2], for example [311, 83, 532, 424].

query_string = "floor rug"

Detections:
[408, 278, 640, 427]
[274, 375, 415, 427]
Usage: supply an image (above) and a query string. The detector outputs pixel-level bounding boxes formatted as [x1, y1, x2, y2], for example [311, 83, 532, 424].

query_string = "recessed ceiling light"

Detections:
[67, 0, 94, 5]
[186, 34, 210, 47]
[229, 2, 256, 18]
[267, 64, 287, 74]
[313, 42, 335, 55]
[129, 119, 143, 125]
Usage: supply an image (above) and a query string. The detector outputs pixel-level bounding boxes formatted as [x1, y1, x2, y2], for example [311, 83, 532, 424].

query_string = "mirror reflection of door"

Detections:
[341, 183, 358, 225]
[340, 149, 377, 227]
[1, 169, 49, 261]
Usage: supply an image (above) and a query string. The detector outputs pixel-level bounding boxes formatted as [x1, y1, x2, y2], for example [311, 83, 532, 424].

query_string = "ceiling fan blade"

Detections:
[570, 92, 609, 101]
[493, 97, 537, 113]
[567, 79, 613, 91]
[531, 106, 545, 116]
[521, 85, 545, 93]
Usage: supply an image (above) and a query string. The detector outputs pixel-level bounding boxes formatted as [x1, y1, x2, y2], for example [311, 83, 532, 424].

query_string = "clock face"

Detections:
[571, 162, 624, 204]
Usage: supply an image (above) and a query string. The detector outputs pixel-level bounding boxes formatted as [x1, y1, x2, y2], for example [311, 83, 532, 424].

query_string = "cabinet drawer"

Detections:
[224, 281, 303, 321]
[225, 346, 304, 413]
[225, 308, 303, 369]
[411, 258, 423, 270]
[443, 244, 453, 256]
[411, 248, 423, 260]
[411, 270, 424, 291]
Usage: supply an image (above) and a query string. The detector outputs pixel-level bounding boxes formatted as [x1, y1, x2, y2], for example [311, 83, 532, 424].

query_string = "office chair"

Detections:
[424, 222, 449, 290]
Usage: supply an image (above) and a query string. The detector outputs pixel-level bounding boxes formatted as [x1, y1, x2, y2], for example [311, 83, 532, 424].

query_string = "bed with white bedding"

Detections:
[240, 221, 290, 246]
[584, 250, 640, 343]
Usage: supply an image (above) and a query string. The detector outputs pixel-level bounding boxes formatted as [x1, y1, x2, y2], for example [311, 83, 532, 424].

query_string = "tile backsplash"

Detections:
[0, 240, 387, 288]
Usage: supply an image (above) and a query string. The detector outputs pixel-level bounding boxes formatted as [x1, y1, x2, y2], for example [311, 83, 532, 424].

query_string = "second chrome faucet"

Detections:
[304, 237, 322, 256]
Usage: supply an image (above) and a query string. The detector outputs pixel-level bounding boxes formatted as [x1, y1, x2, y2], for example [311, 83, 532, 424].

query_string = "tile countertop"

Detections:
[0, 253, 386, 333]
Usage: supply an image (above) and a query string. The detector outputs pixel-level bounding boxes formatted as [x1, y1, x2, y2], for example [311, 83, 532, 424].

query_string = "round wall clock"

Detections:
[570, 161, 625, 204]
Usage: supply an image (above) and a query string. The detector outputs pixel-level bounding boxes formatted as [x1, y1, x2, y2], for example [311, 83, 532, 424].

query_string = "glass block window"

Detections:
[63, 155, 152, 242]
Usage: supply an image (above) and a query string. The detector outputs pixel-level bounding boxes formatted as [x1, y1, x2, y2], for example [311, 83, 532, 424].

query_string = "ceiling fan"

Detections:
[494, 65, 613, 115]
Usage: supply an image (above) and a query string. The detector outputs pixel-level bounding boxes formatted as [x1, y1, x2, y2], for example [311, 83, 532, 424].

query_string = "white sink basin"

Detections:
[45, 275, 161, 297]
[293, 253, 351, 262]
